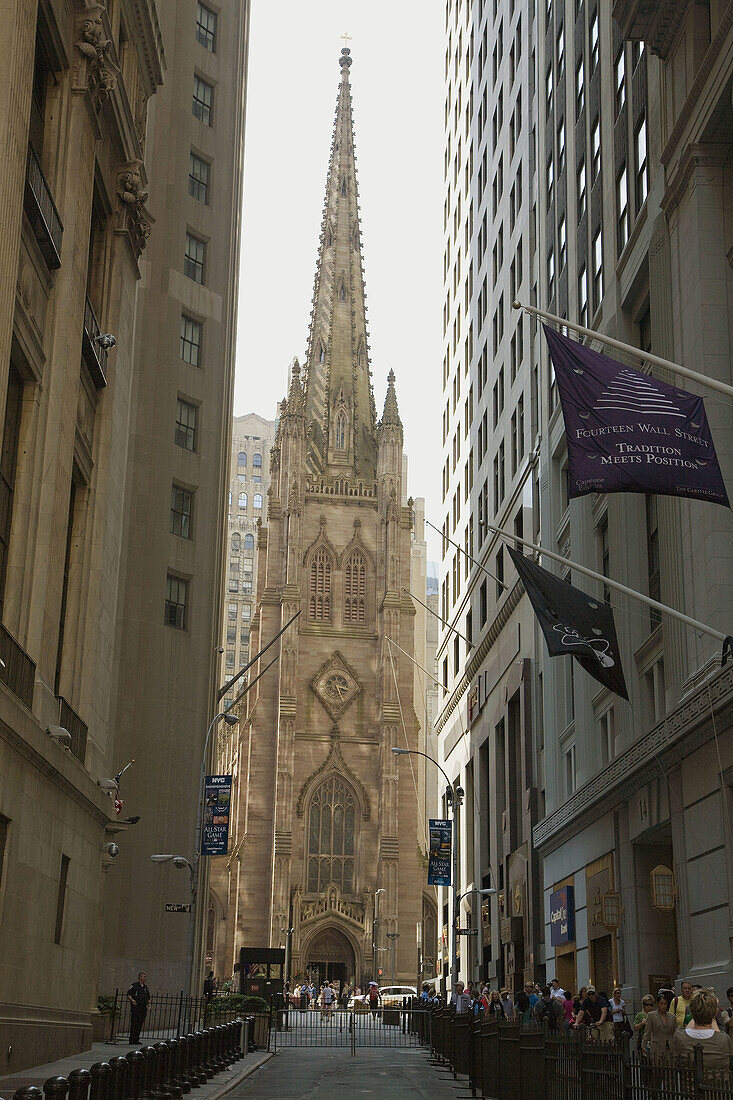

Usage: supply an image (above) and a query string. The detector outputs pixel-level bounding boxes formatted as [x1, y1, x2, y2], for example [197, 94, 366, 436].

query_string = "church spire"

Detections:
[303, 46, 376, 480]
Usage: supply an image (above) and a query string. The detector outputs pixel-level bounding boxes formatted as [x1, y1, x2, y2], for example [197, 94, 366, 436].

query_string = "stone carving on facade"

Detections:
[295, 726, 371, 820]
[74, 3, 119, 110]
[299, 883, 365, 927]
[115, 160, 152, 258]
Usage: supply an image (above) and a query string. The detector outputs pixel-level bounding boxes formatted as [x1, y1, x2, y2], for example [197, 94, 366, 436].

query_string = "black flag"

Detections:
[508, 545, 628, 699]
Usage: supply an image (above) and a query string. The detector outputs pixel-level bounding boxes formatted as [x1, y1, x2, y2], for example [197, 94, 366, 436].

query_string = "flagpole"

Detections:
[401, 586, 471, 645]
[513, 301, 733, 400]
[486, 523, 728, 644]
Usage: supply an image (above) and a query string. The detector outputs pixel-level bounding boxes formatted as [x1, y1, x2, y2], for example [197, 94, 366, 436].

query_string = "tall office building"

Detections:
[220, 413, 277, 710]
[101, 0, 250, 994]
[533, 2, 733, 1000]
[0, 0, 166, 1070]
[436, 0, 543, 995]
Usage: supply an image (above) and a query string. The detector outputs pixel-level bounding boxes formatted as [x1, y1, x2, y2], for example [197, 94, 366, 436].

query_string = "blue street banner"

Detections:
[544, 325, 729, 507]
[428, 819, 452, 886]
[201, 774, 232, 855]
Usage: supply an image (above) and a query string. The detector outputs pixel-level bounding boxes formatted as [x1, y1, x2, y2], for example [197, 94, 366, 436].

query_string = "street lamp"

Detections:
[281, 927, 294, 986]
[391, 746, 462, 995]
[386, 931, 400, 985]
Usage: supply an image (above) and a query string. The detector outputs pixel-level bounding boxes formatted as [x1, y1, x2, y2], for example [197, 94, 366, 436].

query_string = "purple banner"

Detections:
[544, 326, 729, 507]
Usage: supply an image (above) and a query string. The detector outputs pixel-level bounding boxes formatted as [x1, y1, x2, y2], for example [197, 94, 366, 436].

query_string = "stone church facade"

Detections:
[213, 48, 424, 989]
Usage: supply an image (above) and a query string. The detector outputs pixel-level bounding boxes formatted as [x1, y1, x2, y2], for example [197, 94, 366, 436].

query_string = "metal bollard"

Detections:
[88, 1065, 111, 1100]
[186, 1033, 205, 1087]
[107, 1057, 128, 1100]
[140, 1047, 157, 1098]
[174, 1035, 192, 1093]
[14, 1089, 44, 1100]
[168, 1038, 189, 1094]
[215, 1025, 227, 1070]
[44, 1077, 70, 1100]
[198, 1031, 214, 1080]
[182, 1034, 201, 1089]
[68, 1070, 91, 1100]
[125, 1050, 144, 1100]
[222, 1023, 234, 1065]
[152, 1045, 169, 1090]
[210, 1026, 222, 1071]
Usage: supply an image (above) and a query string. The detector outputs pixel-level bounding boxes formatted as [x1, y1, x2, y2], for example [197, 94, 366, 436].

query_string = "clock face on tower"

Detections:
[311, 653, 361, 720]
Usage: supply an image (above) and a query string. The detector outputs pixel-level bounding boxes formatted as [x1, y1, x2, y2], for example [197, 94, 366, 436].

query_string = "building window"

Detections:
[558, 215, 566, 271]
[175, 398, 198, 451]
[591, 117, 601, 182]
[575, 57, 584, 118]
[589, 11, 599, 72]
[547, 245, 555, 301]
[496, 545, 504, 600]
[614, 49, 625, 116]
[307, 776, 356, 894]
[0, 366, 23, 614]
[546, 156, 554, 210]
[238, 451, 247, 467]
[557, 119, 565, 174]
[238, 492, 247, 509]
[180, 314, 202, 365]
[557, 24, 564, 75]
[564, 744, 576, 798]
[171, 485, 193, 538]
[335, 413, 346, 450]
[242, 603, 251, 620]
[599, 706, 614, 766]
[165, 574, 188, 629]
[480, 579, 487, 626]
[617, 167, 629, 253]
[592, 228, 603, 311]
[188, 152, 210, 203]
[253, 453, 262, 468]
[232, 532, 240, 551]
[253, 493, 262, 510]
[196, 2, 217, 51]
[635, 116, 649, 209]
[184, 232, 206, 283]
[54, 854, 70, 945]
[344, 551, 366, 623]
[577, 158, 586, 221]
[244, 534, 254, 550]
[228, 602, 237, 620]
[646, 494, 660, 624]
[546, 65, 553, 118]
[309, 547, 331, 621]
[192, 74, 213, 125]
[578, 265, 588, 327]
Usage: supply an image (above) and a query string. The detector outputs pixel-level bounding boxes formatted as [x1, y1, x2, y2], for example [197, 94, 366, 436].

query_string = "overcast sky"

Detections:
[234, 1, 445, 555]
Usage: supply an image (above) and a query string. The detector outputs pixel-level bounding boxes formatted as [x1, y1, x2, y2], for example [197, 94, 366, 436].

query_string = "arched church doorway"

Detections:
[304, 926, 356, 991]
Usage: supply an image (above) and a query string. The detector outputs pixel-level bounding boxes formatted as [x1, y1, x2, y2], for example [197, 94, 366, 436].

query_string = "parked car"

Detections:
[379, 985, 417, 1007]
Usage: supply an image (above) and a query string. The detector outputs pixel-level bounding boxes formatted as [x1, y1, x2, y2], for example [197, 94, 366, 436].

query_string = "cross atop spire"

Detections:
[302, 46, 376, 480]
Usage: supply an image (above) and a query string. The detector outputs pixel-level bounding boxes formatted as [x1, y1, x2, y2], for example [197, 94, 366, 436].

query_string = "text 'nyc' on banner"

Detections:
[201, 775, 232, 855]
[428, 819, 452, 886]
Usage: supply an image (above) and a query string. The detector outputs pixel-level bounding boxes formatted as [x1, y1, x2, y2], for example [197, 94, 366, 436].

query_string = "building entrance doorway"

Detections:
[305, 926, 356, 990]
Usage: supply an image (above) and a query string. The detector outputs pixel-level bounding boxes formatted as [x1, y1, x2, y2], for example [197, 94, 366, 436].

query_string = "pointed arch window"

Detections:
[319, 341, 326, 364]
[335, 412, 346, 450]
[341, 177, 347, 197]
[344, 550, 366, 623]
[309, 547, 332, 621]
[307, 776, 356, 894]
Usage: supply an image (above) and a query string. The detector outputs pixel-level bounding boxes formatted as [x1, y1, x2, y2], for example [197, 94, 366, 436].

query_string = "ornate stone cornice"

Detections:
[533, 664, 733, 853]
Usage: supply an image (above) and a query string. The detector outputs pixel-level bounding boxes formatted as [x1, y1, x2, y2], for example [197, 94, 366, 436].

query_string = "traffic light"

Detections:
[378, 968, 382, 976]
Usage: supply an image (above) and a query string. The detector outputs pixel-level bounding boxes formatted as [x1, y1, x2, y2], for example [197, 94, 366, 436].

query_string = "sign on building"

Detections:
[427, 819, 452, 886]
[201, 774, 233, 855]
[549, 885, 575, 946]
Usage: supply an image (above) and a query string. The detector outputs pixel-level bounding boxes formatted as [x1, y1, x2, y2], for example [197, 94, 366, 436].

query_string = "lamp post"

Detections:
[391, 746, 461, 995]
[373, 888, 385, 976]
[282, 927, 294, 987]
[151, 854, 197, 1004]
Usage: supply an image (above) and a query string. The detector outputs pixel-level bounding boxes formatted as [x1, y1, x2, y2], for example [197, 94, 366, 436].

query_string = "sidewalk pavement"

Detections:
[0, 1043, 271, 1100]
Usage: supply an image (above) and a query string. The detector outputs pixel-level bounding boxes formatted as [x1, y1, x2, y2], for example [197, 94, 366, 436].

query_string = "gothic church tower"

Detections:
[236, 47, 421, 987]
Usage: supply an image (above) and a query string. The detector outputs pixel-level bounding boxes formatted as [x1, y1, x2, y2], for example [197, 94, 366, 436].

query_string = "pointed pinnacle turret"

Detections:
[379, 369, 403, 432]
[302, 45, 376, 480]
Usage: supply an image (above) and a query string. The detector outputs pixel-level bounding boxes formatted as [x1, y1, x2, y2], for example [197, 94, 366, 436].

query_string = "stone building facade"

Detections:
[100, 0, 250, 995]
[436, 0, 544, 995]
[533, 0, 733, 1003]
[212, 49, 425, 992]
[0, 0, 165, 1070]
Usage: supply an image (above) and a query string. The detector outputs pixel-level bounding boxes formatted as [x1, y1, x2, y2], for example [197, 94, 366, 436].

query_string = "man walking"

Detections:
[127, 971, 150, 1045]
[450, 981, 472, 1014]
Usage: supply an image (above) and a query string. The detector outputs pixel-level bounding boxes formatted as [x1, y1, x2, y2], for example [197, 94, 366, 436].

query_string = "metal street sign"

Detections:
[456, 928, 478, 936]
[165, 903, 191, 913]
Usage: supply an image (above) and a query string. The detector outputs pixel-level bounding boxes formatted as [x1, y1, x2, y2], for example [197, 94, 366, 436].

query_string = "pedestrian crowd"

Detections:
[418, 977, 733, 1075]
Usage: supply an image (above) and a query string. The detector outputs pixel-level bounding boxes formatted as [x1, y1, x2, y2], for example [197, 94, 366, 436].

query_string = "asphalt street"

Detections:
[229, 1047, 465, 1098]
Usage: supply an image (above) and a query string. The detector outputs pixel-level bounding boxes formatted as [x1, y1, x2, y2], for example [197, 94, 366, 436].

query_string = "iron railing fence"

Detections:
[271, 1002, 430, 1053]
[107, 990, 252, 1044]
[419, 1005, 733, 1100]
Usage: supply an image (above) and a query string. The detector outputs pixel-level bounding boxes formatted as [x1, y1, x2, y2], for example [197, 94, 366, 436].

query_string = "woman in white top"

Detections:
[609, 987, 627, 1039]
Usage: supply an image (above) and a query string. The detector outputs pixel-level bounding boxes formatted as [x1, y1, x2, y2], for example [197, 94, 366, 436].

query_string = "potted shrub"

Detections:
[93, 995, 117, 1041]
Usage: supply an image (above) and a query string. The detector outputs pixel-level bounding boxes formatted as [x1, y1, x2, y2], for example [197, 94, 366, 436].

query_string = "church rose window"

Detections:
[309, 547, 331, 621]
[307, 776, 355, 894]
[344, 551, 366, 623]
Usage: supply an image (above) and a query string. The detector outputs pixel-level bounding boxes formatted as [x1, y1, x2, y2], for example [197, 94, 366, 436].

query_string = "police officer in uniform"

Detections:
[127, 971, 150, 1045]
